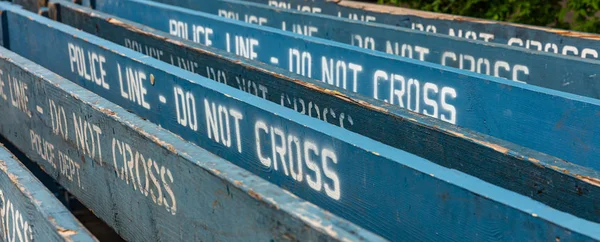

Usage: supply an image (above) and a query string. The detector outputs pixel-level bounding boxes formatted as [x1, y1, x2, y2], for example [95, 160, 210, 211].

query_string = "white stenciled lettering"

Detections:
[112, 138, 177, 215]
[280, 93, 354, 128]
[385, 42, 430, 61]
[174, 87, 198, 131]
[386, 42, 412, 58]
[507, 38, 599, 59]
[67, 42, 109, 90]
[337, 12, 376, 22]
[440, 51, 529, 82]
[30, 129, 57, 169]
[58, 150, 83, 189]
[204, 99, 243, 153]
[7, 75, 31, 118]
[351, 34, 375, 50]
[124, 38, 164, 59]
[169, 19, 188, 40]
[321, 57, 362, 92]
[168, 19, 212, 46]
[0, 70, 7, 101]
[49, 99, 68, 140]
[0, 190, 33, 242]
[254, 120, 341, 200]
[73, 112, 103, 164]
[192, 25, 214, 46]
[289, 49, 312, 78]
[117, 63, 150, 109]
[414, 46, 430, 61]
[206, 66, 228, 85]
[268, 0, 322, 13]
[218, 10, 268, 26]
[411, 23, 437, 33]
[373, 70, 457, 124]
[441, 87, 457, 124]
[225, 34, 259, 60]
[235, 76, 268, 99]
[448, 28, 494, 42]
[290, 24, 318, 36]
[170, 56, 199, 73]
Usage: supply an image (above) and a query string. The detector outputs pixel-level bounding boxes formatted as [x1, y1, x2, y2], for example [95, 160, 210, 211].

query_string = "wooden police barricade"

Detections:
[147, 0, 600, 95]
[0, 144, 97, 241]
[96, 0, 600, 102]
[44, 0, 600, 225]
[0, 3, 600, 240]
[60, 0, 600, 181]
[241, 0, 600, 61]
[0, 46, 385, 242]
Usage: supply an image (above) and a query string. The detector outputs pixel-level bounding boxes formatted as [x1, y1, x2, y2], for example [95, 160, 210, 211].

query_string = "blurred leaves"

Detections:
[377, 0, 600, 33]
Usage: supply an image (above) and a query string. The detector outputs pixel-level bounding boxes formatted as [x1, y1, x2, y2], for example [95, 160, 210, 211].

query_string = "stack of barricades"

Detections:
[0, 0, 599, 240]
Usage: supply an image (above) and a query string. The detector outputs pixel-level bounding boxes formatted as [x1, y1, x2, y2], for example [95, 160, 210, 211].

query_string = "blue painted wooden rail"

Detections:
[76, 0, 600, 179]
[148, 0, 600, 96]
[1, 3, 600, 240]
[46, 0, 600, 225]
[0, 45, 384, 242]
[93, 0, 600, 101]
[8, 0, 40, 11]
[241, 0, 600, 61]
[0, 142, 96, 241]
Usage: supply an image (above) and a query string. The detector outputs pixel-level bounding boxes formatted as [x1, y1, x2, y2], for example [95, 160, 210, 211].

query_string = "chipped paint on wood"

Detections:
[0, 142, 96, 241]
[151, 0, 600, 100]
[243, 0, 600, 61]
[68, 0, 600, 185]
[46, 0, 600, 226]
[0, 3, 599, 240]
[0, 47, 384, 242]
[8, 0, 44, 12]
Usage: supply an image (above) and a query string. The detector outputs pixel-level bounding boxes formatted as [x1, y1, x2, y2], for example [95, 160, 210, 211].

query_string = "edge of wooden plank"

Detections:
[0, 45, 386, 241]
[1, 3, 599, 240]
[47, 0, 600, 226]
[0, 142, 97, 241]
[166, 0, 600, 81]
[330, 0, 600, 40]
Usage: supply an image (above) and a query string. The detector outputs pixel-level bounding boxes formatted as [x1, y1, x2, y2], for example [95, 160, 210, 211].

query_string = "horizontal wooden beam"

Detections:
[45, 0, 600, 225]
[151, 0, 600, 99]
[242, 0, 600, 62]
[0, 45, 383, 241]
[0, 3, 598, 239]
[0, 139, 96, 241]
[56, 0, 600, 180]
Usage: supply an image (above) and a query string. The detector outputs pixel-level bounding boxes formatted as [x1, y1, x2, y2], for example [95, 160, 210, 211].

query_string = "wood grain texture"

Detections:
[7, 0, 43, 12]
[65, 0, 600, 188]
[0, 139, 96, 241]
[152, 0, 600, 99]
[0, 4, 598, 240]
[46, 0, 600, 226]
[242, 0, 600, 62]
[0, 46, 384, 241]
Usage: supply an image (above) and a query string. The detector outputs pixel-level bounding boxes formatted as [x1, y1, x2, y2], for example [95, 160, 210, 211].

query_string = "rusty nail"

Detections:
[150, 74, 155, 86]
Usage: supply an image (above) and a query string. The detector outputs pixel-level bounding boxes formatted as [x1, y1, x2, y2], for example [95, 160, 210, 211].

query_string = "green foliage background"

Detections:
[377, 0, 600, 33]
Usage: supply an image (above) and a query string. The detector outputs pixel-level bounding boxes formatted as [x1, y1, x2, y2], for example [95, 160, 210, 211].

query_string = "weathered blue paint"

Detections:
[1, 3, 600, 240]
[242, 0, 600, 61]
[0, 46, 384, 242]
[6, 0, 41, 12]
[0, 141, 96, 241]
[95, 0, 600, 101]
[82, 0, 600, 179]
[149, 0, 600, 97]
[47, 0, 600, 224]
